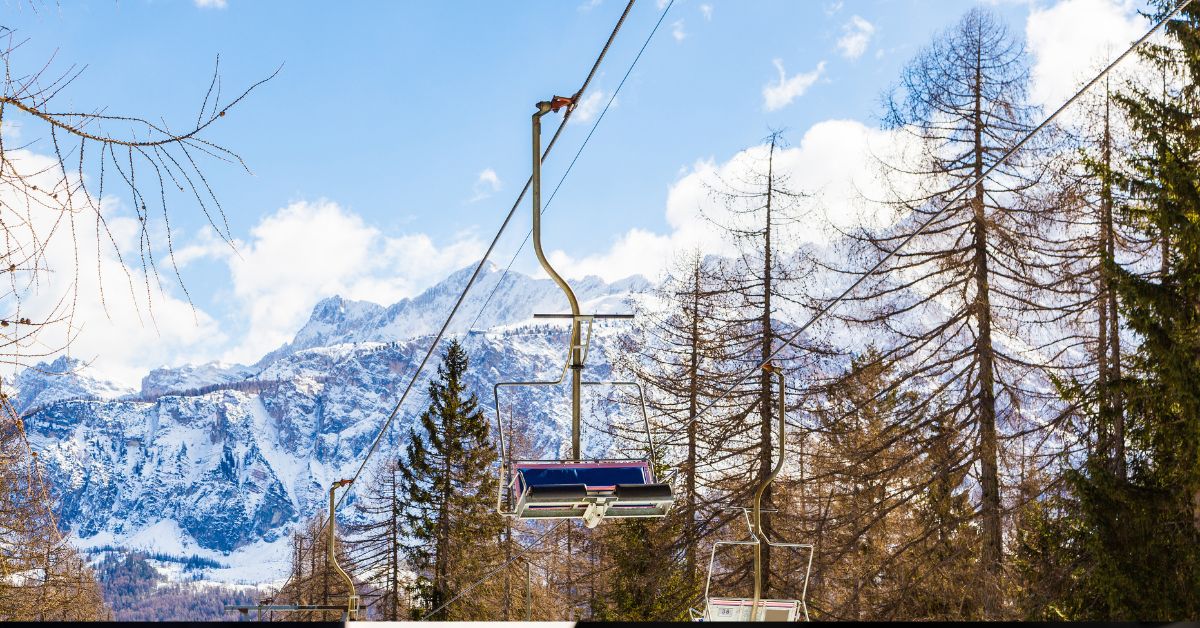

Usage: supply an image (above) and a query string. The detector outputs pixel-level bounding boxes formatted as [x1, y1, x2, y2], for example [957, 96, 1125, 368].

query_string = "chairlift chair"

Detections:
[492, 97, 675, 528]
[699, 597, 805, 622]
[694, 509, 813, 622]
[692, 365, 813, 622]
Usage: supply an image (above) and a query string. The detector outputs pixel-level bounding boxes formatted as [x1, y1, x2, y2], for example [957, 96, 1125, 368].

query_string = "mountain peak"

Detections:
[307, 295, 382, 325]
[253, 262, 650, 367]
[139, 361, 257, 398]
[13, 356, 132, 414]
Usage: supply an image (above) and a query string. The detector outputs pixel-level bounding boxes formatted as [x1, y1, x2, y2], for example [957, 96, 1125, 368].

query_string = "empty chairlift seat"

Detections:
[511, 460, 673, 527]
[703, 598, 803, 622]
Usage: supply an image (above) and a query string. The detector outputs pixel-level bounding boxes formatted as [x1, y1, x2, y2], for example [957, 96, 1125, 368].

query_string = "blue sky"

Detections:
[8, 0, 978, 241]
[2, 0, 1154, 384]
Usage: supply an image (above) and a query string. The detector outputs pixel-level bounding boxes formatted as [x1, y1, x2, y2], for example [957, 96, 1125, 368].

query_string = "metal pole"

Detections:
[751, 363, 787, 619]
[525, 559, 533, 621]
[532, 97, 583, 461]
[328, 479, 359, 620]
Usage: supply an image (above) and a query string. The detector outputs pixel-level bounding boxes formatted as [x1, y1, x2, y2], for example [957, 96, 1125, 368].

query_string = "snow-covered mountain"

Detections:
[19, 263, 649, 583]
[13, 355, 135, 416]
[258, 262, 651, 365]
[138, 362, 258, 398]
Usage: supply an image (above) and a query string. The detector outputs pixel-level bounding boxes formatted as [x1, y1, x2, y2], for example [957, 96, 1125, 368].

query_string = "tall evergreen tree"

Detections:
[701, 132, 824, 597]
[1040, 3, 1200, 618]
[397, 339, 502, 619]
[833, 9, 1057, 615]
[587, 518, 695, 622]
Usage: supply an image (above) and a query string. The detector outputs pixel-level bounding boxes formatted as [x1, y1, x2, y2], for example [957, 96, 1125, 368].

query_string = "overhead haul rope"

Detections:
[317, 0, 638, 535]
[465, 0, 678, 333]
[658, 0, 1193, 447]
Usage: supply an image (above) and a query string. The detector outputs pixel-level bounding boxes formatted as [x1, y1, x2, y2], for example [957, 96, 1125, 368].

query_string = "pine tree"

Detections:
[904, 407, 982, 619]
[587, 518, 694, 621]
[798, 349, 928, 620]
[1043, 2, 1200, 618]
[618, 250, 744, 589]
[833, 9, 1057, 616]
[397, 339, 502, 619]
[700, 132, 824, 597]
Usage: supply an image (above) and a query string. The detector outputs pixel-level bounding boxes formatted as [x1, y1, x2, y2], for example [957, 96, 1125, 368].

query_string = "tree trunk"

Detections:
[686, 261, 701, 585]
[503, 520, 513, 621]
[971, 44, 1003, 617]
[434, 452, 454, 615]
[392, 468, 401, 620]
[758, 137, 777, 594]
[1099, 85, 1126, 480]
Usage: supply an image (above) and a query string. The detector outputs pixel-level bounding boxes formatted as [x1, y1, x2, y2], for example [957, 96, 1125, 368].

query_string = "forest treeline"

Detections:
[3, 1, 1198, 622]
[269, 3, 1200, 622]
[93, 551, 266, 621]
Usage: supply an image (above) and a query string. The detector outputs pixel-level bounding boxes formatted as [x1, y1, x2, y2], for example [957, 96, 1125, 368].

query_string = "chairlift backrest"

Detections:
[514, 460, 653, 491]
[504, 458, 673, 527]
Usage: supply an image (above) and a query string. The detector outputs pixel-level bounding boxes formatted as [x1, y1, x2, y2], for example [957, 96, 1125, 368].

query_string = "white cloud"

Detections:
[699, 3, 713, 21]
[194, 0, 228, 8]
[671, 19, 687, 42]
[469, 168, 502, 203]
[656, 0, 670, 9]
[2, 149, 486, 384]
[197, 200, 484, 364]
[837, 15, 876, 60]
[825, 1, 844, 15]
[477, 168, 500, 190]
[572, 89, 613, 123]
[1026, 0, 1144, 109]
[547, 119, 921, 283]
[0, 120, 20, 141]
[1, 149, 227, 388]
[762, 59, 826, 111]
[578, 0, 602, 12]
